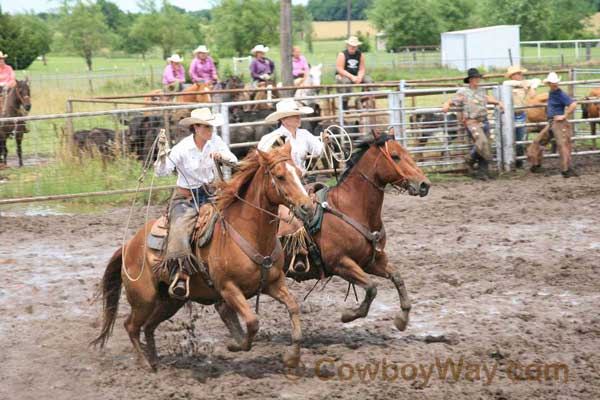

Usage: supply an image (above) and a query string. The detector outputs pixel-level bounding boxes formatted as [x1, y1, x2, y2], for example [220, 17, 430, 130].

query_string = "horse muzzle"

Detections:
[407, 180, 430, 197]
[24, 104, 31, 112]
[292, 203, 315, 224]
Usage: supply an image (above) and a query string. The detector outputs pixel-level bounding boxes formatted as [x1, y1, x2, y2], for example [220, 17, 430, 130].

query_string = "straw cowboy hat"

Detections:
[193, 45, 210, 54]
[251, 45, 269, 55]
[0, 51, 7, 59]
[179, 108, 224, 127]
[505, 65, 527, 79]
[543, 72, 561, 84]
[463, 67, 483, 83]
[167, 54, 183, 63]
[265, 98, 314, 123]
[345, 36, 362, 47]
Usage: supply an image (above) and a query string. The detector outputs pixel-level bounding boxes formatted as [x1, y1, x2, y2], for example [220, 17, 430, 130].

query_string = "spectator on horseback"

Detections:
[442, 68, 504, 181]
[503, 65, 540, 168]
[335, 36, 374, 108]
[250, 44, 275, 87]
[154, 107, 237, 299]
[0, 51, 16, 92]
[258, 98, 326, 175]
[189, 45, 218, 87]
[527, 72, 578, 178]
[292, 46, 310, 86]
[162, 54, 186, 93]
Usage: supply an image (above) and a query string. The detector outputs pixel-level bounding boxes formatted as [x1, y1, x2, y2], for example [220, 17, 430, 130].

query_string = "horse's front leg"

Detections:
[219, 281, 259, 352]
[265, 273, 302, 368]
[334, 256, 378, 323]
[214, 301, 245, 346]
[16, 130, 23, 167]
[369, 252, 411, 332]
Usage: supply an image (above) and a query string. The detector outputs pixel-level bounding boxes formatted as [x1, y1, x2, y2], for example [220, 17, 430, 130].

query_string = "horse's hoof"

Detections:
[138, 356, 158, 372]
[341, 309, 360, 323]
[227, 341, 249, 352]
[394, 315, 409, 331]
[283, 351, 300, 368]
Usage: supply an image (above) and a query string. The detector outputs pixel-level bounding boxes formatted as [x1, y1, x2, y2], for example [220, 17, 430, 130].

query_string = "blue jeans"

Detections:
[189, 186, 212, 207]
[515, 113, 527, 159]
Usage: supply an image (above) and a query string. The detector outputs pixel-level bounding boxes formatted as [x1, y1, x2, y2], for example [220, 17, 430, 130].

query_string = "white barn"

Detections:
[441, 25, 520, 72]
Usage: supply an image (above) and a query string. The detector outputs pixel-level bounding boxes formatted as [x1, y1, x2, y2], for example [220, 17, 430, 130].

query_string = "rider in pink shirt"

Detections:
[162, 54, 186, 92]
[0, 52, 16, 90]
[292, 46, 309, 85]
[189, 45, 218, 85]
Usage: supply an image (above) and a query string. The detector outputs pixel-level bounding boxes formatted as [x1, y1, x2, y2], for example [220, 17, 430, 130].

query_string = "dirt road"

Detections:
[1, 159, 599, 399]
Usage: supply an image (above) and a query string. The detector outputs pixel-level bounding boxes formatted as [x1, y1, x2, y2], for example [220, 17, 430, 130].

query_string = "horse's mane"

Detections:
[215, 149, 262, 211]
[337, 133, 393, 184]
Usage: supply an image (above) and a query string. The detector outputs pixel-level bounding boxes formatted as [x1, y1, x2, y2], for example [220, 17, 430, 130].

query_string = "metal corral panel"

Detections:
[441, 25, 520, 72]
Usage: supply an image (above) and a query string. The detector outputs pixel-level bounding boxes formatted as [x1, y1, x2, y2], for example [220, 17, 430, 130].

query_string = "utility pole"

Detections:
[346, 0, 351, 37]
[280, 0, 293, 93]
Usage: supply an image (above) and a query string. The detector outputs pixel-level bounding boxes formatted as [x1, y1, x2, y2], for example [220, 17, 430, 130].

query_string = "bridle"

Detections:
[13, 82, 30, 109]
[351, 138, 409, 193]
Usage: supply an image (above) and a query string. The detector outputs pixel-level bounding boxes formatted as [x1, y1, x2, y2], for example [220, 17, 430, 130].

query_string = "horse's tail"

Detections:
[581, 99, 589, 120]
[90, 247, 123, 348]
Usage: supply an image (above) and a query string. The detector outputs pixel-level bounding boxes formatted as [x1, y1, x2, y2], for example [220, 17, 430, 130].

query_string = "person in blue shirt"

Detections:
[527, 72, 578, 178]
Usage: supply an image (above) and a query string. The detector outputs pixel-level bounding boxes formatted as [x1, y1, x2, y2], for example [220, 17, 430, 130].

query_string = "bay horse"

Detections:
[0, 80, 31, 167]
[92, 143, 315, 371]
[279, 133, 430, 332]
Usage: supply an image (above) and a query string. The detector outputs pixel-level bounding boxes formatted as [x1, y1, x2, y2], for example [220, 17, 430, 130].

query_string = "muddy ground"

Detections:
[1, 158, 600, 400]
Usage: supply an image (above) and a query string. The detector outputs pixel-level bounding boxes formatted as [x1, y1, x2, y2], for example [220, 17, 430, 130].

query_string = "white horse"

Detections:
[294, 64, 322, 101]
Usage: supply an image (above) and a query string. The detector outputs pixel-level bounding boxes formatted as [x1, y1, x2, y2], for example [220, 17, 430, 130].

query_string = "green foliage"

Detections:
[210, 0, 279, 57]
[292, 5, 314, 53]
[369, 0, 443, 48]
[307, 0, 373, 21]
[438, 0, 477, 32]
[59, 0, 112, 70]
[355, 31, 371, 52]
[0, 13, 53, 69]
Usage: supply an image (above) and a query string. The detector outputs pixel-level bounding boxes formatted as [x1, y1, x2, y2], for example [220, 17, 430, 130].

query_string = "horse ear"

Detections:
[256, 147, 270, 164]
[371, 129, 380, 139]
[25, 75, 30, 83]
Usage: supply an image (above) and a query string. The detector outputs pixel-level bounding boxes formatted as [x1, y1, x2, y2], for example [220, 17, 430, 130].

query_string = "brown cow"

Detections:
[581, 88, 600, 136]
[526, 92, 548, 127]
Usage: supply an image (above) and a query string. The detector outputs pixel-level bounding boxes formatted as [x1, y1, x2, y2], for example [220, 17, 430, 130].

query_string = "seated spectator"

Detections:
[189, 45, 218, 87]
[163, 54, 186, 92]
[292, 46, 310, 86]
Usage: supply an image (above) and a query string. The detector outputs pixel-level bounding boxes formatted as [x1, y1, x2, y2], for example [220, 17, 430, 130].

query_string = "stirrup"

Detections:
[168, 272, 190, 300]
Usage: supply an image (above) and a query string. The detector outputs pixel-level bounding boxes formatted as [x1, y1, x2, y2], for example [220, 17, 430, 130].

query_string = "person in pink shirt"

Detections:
[0, 51, 16, 91]
[162, 54, 186, 92]
[292, 46, 310, 86]
[189, 45, 218, 87]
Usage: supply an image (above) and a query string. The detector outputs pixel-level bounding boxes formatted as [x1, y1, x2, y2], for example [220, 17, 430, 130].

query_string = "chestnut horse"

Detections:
[92, 143, 314, 370]
[143, 82, 212, 104]
[280, 133, 430, 332]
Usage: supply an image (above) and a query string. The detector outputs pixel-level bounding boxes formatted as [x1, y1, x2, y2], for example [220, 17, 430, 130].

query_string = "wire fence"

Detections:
[2, 69, 600, 204]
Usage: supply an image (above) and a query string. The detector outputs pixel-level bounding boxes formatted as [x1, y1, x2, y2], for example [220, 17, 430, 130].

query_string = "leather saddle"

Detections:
[146, 204, 219, 252]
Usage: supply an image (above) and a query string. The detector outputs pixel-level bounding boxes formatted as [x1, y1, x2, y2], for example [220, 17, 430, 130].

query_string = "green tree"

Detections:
[0, 13, 53, 69]
[438, 0, 477, 32]
[292, 5, 314, 52]
[96, 0, 127, 31]
[307, 0, 373, 21]
[369, 0, 443, 48]
[211, 0, 279, 57]
[59, 0, 111, 70]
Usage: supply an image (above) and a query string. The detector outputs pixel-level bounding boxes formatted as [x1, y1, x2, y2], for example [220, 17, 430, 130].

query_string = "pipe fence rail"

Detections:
[2, 68, 600, 204]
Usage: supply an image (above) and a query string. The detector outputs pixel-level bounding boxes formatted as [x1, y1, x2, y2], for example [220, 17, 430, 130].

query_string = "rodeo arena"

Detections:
[2, 24, 600, 400]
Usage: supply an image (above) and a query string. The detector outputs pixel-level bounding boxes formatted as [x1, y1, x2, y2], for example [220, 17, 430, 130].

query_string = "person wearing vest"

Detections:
[502, 65, 540, 168]
[527, 72, 578, 178]
[335, 36, 374, 108]
[442, 68, 504, 181]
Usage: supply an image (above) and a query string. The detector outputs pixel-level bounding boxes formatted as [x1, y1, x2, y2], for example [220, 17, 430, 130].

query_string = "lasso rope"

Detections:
[304, 124, 353, 172]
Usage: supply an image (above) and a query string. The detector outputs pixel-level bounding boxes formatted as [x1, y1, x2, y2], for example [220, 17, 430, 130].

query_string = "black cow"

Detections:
[72, 128, 115, 157]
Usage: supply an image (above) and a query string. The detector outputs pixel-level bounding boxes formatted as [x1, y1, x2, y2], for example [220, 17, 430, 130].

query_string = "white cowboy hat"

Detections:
[193, 45, 210, 54]
[167, 54, 183, 63]
[251, 45, 269, 55]
[345, 36, 362, 47]
[179, 108, 224, 127]
[543, 72, 561, 84]
[505, 65, 527, 79]
[0, 51, 7, 59]
[265, 98, 314, 123]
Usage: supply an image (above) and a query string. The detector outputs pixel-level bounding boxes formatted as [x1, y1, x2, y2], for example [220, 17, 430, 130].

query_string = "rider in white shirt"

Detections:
[154, 107, 237, 299]
[258, 98, 326, 174]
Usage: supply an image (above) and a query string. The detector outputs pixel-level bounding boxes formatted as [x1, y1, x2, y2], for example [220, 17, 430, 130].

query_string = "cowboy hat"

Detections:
[0, 51, 7, 59]
[543, 72, 561, 84]
[167, 54, 183, 63]
[251, 45, 269, 55]
[345, 36, 362, 47]
[179, 108, 224, 127]
[265, 98, 314, 123]
[505, 65, 527, 79]
[464, 67, 483, 83]
[193, 45, 210, 54]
